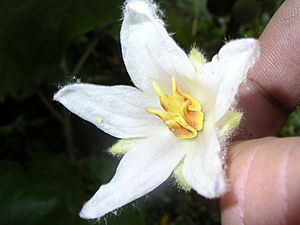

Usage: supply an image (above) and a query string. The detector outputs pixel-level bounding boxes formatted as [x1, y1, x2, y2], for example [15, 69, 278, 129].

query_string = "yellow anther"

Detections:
[182, 93, 201, 111]
[146, 108, 170, 122]
[147, 77, 204, 139]
[153, 82, 166, 100]
[180, 100, 190, 113]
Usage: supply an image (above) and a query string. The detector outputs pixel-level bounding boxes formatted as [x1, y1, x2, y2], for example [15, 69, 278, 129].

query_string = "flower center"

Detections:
[147, 77, 204, 139]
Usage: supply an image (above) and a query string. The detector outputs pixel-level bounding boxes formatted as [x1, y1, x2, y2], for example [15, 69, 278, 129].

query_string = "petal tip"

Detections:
[79, 203, 100, 220]
[244, 37, 257, 44]
[53, 85, 71, 103]
[79, 207, 89, 219]
[53, 89, 62, 102]
[218, 38, 260, 62]
[52, 84, 78, 102]
[196, 179, 227, 199]
[244, 38, 260, 52]
[124, 0, 152, 16]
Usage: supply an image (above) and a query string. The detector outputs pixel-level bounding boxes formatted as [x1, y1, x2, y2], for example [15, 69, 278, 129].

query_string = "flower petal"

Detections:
[121, 0, 195, 94]
[198, 38, 260, 121]
[79, 131, 186, 219]
[53, 83, 162, 138]
[182, 129, 226, 198]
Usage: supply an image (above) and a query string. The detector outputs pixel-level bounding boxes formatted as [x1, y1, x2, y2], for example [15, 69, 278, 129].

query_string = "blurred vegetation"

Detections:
[1, 0, 297, 224]
[281, 107, 300, 137]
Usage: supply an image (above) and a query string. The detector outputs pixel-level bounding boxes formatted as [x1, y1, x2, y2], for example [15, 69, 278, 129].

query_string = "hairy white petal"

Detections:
[121, 0, 195, 94]
[182, 128, 226, 198]
[54, 83, 162, 138]
[79, 131, 186, 219]
[198, 38, 260, 121]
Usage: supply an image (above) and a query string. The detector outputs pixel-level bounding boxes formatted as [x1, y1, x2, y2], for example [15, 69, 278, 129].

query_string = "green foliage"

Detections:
[281, 107, 300, 137]
[0, 155, 85, 225]
[0, 0, 122, 100]
[0, 0, 294, 224]
[0, 153, 146, 225]
[232, 0, 261, 26]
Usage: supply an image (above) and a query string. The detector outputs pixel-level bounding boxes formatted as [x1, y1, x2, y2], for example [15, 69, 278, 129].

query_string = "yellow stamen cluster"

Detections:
[147, 77, 204, 139]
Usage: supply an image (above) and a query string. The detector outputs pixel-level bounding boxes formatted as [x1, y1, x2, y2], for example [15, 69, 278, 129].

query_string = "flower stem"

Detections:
[37, 91, 64, 124]
[39, 21, 117, 161]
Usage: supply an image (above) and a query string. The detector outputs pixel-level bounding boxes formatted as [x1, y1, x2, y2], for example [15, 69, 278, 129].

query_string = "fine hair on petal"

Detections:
[122, 0, 165, 26]
[56, 76, 81, 90]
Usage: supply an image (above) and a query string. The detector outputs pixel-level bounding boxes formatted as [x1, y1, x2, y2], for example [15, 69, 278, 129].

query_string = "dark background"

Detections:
[1, 0, 299, 224]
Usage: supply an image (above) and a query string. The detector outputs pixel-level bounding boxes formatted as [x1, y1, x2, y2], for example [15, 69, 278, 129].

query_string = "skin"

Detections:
[221, 0, 300, 224]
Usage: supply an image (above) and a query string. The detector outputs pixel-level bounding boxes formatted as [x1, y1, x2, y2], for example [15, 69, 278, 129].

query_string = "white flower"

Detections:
[54, 0, 260, 220]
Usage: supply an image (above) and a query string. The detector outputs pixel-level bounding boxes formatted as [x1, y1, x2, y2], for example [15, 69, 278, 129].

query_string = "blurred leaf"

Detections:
[232, 0, 261, 26]
[0, 115, 48, 136]
[105, 207, 146, 225]
[281, 107, 300, 137]
[0, 150, 148, 225]
[207, 0, 234, 16]
[78, 155, 117, 183]
[261, 0, 283, 13]
[0, 0, 122, 100]
[0, 154, 86, 225]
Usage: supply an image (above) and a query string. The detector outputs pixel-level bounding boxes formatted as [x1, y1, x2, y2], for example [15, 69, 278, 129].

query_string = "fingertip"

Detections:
[221, 139, 260, 225]
[247, 0, 300, 111]
[221, 137, 300, 225]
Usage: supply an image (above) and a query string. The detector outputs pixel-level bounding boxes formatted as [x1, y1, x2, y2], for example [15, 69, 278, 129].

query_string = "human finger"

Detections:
[236, 0, 300, 139]
[221, 137, 300, 225]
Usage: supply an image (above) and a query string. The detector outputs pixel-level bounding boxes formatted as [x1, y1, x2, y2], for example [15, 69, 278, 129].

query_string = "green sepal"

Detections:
[109, 139, 140, 156]
[173, 159, 191, 191]
[217, 111, 243, 136]
[188, 48, 207, 71]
